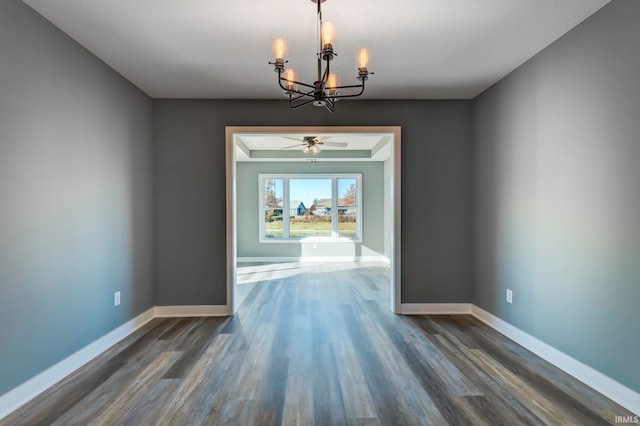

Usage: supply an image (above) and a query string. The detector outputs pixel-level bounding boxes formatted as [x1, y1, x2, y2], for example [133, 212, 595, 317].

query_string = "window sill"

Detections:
[259, 237, 362, 244]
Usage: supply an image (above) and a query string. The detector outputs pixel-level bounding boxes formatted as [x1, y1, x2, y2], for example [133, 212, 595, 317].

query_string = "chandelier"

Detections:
[269, 0, 373, 112]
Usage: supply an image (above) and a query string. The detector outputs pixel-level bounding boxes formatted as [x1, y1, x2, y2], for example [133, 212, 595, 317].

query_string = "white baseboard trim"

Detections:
[238, 256, 390, 264]
[154, 305, 229, 317]
[470, 305, 640, 415]
[400, 303, 472, 315]
[0, 307, 156, 420]
[0, 305, 232, 421]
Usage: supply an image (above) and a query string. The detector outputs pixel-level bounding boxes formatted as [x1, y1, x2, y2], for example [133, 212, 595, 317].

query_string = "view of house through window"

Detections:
[289, 178, 332, 237]
[260, 174, 361, 241]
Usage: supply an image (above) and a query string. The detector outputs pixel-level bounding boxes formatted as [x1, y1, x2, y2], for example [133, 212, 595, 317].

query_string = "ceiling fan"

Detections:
[280, 136, 348, 154]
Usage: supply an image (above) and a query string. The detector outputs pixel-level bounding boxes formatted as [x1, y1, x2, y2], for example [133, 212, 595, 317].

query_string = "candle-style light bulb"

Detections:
[326, 71, 340, 97]
[358, 48, 369, 69]
[284, 68, 296, 90]
[273, 38, 287, 60]
[311, 144, 320, 154]
[321, 22, 335, 48]
[327, 73, 338, 89]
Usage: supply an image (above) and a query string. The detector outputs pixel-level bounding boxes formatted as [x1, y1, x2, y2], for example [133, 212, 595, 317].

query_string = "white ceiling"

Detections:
[22, 0, 610, 99]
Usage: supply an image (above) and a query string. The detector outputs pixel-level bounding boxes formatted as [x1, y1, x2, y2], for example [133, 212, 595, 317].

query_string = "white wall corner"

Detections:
[470, 305, 640, 415]
[0, 307, 156, 420]
[400, 303, 472, 315]
[154, 305, 229, 318]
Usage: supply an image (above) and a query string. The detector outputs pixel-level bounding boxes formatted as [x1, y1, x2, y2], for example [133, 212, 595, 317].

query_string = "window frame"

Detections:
[258, 173, 363, 243]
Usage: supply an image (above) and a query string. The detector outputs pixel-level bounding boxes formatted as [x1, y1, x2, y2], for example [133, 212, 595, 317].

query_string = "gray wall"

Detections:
[0, 0, 154, 396]
[472, 0, 640, 392]
[153, 100, 473, 306]
[237, 161, 385, 258]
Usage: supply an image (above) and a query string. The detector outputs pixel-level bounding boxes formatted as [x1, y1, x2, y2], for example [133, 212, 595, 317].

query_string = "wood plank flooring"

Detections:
[2, 261, 634, 425]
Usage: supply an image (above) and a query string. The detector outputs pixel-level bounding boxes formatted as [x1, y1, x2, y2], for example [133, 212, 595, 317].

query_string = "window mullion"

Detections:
[357, 175, 362, 240]
[331, 177, 338, 238]
[283, 178, 290, 238]
[259, 176, 265, 240]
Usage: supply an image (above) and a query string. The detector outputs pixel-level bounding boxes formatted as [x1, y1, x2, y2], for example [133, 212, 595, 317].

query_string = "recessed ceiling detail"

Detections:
[22, 0, 610, 99]
[240, 134, 383, 151]
[236, 133, 391, 162]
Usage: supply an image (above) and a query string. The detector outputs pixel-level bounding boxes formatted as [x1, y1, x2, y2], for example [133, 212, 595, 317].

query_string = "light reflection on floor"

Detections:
[235, 261, 390, 309]
[236, 261, 388, 284]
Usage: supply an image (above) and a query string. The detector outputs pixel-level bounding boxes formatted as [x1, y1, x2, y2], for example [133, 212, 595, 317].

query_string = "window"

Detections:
[337, 178, 357, 238]
[262, 178, 283, 238]
[259, 174, 362, 242]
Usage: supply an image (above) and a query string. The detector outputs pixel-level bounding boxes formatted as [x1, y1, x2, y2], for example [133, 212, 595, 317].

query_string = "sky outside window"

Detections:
[289, 178, 331, 207]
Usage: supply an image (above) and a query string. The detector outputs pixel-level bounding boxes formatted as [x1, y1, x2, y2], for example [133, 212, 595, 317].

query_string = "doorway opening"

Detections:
[225, 126, 401, 314]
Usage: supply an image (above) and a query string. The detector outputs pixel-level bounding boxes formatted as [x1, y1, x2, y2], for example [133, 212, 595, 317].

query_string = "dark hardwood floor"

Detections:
[2, 261, 633, 425]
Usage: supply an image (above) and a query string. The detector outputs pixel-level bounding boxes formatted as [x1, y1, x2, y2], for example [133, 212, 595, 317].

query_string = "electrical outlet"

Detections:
[506, 289, 513, 304]
[114, 291, 121, 307]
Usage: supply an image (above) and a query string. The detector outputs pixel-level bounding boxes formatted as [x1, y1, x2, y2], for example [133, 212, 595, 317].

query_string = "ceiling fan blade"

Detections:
[282, 137, 304, 142]
[281, 143, 304, 149]
[320, 142, 348, 148]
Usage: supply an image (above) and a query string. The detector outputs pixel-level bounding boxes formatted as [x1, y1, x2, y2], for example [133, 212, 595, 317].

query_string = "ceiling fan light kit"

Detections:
[269, 0, 373, 112]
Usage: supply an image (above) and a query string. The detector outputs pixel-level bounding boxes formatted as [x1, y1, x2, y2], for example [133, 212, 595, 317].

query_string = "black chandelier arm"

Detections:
[289, 88, 316, 103]
[324, 98, 335, 113]
[322, 58, 330, 83]
[277, 70, 316, 94]
[290, 96, 317, 109]
[325, 80, 366, 100]
[279, 76, 316, 92]
[334, 82, 366, 90]
[289, 96, 334, 113]
[279, 82, 316, 99]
